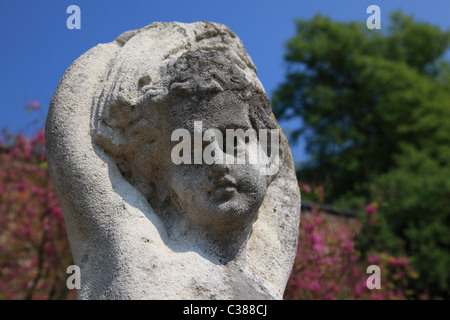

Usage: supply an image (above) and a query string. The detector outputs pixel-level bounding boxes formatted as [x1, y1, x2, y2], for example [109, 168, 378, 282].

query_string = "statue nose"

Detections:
[209, 163, 230, 178]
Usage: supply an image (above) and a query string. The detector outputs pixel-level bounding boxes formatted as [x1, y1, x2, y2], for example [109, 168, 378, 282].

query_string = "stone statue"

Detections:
[46, 21, 300, 300]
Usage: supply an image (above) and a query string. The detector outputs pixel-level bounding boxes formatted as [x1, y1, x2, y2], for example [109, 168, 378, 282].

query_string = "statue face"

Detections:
[103, 51, 278, 237]
[164, 91, 271, 234]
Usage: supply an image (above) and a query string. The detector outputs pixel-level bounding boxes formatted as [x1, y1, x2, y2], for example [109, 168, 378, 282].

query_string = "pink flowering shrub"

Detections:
[284, 184, 421, 300]
[0, 131, 76, 300]
[363, 252, 420, 299]
[284, 206, 362, 299]
[300, 183, 324, 203]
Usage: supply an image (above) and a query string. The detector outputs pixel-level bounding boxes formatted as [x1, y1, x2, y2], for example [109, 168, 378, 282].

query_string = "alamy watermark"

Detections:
[65, 5, 381, 31]
[366, 265, 381, 290]
[170, 121, 280, 175]
[366, 5, 381, 30]
[66, 5, 81, 30]
[66, 265, 81, 290]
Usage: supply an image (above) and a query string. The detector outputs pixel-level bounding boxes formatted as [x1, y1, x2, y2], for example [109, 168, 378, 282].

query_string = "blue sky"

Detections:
[1, 0, 449, 163]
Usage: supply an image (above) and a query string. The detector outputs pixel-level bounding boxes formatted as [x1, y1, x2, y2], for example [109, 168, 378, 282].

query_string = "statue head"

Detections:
[94, 50, 280, 243]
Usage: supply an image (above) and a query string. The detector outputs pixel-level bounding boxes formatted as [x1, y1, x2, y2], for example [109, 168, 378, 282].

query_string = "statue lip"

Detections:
[205, 176, 237, 193]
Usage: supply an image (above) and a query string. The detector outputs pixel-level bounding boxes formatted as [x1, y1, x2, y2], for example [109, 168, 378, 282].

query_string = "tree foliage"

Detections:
[273, 12, 450, 200]
[364, 145, 450, 297]
[273, 12, 450, 298]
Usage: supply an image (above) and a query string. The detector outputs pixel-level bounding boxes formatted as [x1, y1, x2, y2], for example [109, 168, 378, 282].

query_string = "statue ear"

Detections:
[94, 97, 152, 157]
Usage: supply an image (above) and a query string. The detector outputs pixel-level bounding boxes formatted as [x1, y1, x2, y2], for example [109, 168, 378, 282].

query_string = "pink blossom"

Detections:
[43, 222, 50, 231]
[11, 147, 20, 157]
[351, 265, 359, 278]
[323, 293, 336, 300]
[369, 290, 385, 300]
[306, 281, 320, 293]
[397, 257, 409, 267]
[26, 100, 41, 110]
[367, 254, 381, 265]
[31, 186, 43, 195]
[19, 223, 32, 239]
[295, 279, 304, 287]
[314, 216, 324, 225]
[304, 224, 314, 232]
[365, 204, 378, 214]
[313, 243, 325, 252]
[51, 206, 63, 219]
[310, 232, 325, 252]
[343, 240, 355, 253]
[354, 283, 363, 297]
[305, 269, 315, 279]
[389, 257, 399, 266]
[33, 129, 45, 146]
[15, 182, 26, 192]
[301, 183, 312, 193]
[43, 242, 55, 258]
[389, 256, 409, 267]
[323, 256, 336, 266]
[310, 232, 323, 244]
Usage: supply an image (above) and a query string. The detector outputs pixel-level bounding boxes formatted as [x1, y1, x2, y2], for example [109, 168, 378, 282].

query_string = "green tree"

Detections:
[273, 12, 450, 298]
[273, 12, 450, 201]
[368, 145, 450, 298]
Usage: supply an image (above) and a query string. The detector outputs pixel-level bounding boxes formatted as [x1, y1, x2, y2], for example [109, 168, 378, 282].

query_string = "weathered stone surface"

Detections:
[46, 21, 301, 300]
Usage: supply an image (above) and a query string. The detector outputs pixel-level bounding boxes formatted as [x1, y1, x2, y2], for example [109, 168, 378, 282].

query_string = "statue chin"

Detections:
[166, 166, 268, 240]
